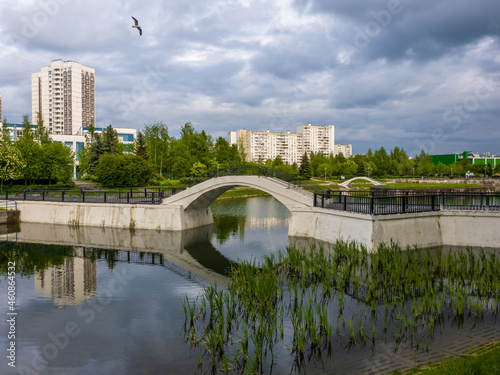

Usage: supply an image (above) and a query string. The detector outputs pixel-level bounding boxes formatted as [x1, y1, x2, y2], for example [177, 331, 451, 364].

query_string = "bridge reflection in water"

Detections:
[8, 222, 234, 288]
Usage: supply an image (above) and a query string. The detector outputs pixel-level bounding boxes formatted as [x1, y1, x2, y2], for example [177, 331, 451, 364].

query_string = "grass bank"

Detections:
[395, 341, 500, 375]
[385, 182, 483, 189]
[217, 187, 270, 199]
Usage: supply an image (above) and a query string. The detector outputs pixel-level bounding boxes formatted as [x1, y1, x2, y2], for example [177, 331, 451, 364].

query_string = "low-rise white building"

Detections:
[4, 124, 136, 179]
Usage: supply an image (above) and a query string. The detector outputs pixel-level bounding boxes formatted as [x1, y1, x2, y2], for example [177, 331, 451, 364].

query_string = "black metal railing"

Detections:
[206, 164, 301, 183]
[314, 191, 500, 215]
[0, 187, 185, 205]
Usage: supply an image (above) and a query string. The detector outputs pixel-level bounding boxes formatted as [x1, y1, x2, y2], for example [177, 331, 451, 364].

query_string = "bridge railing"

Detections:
[0, 187, 186, 205]
[0, 200, 17, 211]
[206, 165, 300, 183]
[315, 191, 500, 215]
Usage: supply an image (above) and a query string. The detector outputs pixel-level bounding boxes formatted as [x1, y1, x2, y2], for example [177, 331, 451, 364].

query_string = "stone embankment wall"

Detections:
[289, 208, 500, 251]
[0, 210, 20, 225]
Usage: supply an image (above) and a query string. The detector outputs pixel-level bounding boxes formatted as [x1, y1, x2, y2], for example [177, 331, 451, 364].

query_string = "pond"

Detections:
[0, 196, 499, 375]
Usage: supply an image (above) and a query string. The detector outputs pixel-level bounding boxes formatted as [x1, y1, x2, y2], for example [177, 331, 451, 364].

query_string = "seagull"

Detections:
[131, 16, 142, 36]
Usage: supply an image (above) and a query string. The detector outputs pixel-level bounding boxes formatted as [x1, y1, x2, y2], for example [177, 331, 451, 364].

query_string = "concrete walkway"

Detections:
[73, 180, 98, 189]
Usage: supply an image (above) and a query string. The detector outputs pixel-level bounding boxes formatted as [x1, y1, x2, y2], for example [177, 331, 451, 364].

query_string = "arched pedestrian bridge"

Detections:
[338, 176, 384, 188]
[163, 175, 313, 212]
[161, 175, 314, 231]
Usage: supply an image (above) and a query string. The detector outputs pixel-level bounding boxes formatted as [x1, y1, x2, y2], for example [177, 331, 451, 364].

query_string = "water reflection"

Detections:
[211, 196, 291, 263]
[1, 196, 497, 375]
[34, 247, 97, 307]
[211, 196, 290, 244]
[5, 222, 232, 286]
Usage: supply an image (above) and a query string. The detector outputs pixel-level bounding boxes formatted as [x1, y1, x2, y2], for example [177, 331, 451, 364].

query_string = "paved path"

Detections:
[73, 180, 98, 189]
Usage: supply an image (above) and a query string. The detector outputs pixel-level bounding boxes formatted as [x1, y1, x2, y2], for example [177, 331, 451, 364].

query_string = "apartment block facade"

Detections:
[32, 60, 95, 135]
[335, 144, 353, 158]
[229, 124, 341, 165]
[297, 124, 335, 156]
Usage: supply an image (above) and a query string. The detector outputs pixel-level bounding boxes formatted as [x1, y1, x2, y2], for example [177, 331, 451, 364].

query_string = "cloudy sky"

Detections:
[1, 0, 499, 155]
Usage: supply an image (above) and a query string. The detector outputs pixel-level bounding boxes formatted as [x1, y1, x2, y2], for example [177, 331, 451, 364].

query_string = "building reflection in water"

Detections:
[34, 247, 97, 307]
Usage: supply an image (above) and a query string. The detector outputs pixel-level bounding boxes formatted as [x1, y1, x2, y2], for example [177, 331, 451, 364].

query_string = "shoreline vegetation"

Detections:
[183, 240, 500, 374]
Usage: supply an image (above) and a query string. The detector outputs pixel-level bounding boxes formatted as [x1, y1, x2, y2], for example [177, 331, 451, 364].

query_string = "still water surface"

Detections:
[0, 196, 499, 375]
[0, 197, 292, 375]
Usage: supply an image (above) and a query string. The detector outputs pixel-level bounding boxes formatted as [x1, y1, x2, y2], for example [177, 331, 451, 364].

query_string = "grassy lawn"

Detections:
[308, 178, 335, 184]
[393, 341, 500, 375]
[384, 182, 483, 189]
[217, 187, 269, 199]
[349, 182, 375, 188]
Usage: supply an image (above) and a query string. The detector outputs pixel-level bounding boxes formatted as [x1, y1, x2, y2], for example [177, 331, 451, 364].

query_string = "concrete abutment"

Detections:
[15, 200, 500, 252]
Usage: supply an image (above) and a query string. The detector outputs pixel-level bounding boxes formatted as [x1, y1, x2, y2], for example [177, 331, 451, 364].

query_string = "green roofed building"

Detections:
[432, 151, 500, 167]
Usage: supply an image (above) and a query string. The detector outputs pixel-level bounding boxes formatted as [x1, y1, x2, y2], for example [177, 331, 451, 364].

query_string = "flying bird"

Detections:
[131, 16, 142, 36]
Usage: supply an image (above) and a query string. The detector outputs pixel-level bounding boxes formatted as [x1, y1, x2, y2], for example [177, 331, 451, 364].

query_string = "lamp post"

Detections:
[412, 167, 415, 180]
[324, 167, 326, 181]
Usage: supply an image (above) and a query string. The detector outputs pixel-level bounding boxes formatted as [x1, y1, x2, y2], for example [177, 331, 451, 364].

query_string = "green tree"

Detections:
[310, 151, 328, 176]
[299, 153, 312, 180]
[213, 137, 241, 167]
[318, 162, 331, 177]
[0, 144, 24, 190]
[88, 133, 104, 175]
[34, 112, 51, 145]
[167, 123, 214, 178]
[435, 162, 447, 176]
[1, 119, 12, 146]
[134, 131, 150, 160]
[486, 163, 493, 176]
[273, 155, 284, 167]
[388, 147, 411, 176]
[169, 140, 192, 178]
[95, 154, 154, 188]
[15, 115, 42, 184]
[237, 137, 246, 162]
[40, 142, 74, 184]
[143, 121, 171, 175]
[414, 150, 434, 176]
[102, 125, 121, 155]
[373, 147, 390, 176]
[190, 161, 208, 177]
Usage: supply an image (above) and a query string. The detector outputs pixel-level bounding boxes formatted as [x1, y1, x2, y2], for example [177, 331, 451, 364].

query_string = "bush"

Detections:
[179, 177, 206, 186]
[95, 154, 154, 188]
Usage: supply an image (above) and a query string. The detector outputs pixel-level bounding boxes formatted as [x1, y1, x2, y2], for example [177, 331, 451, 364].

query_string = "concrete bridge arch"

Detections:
[163, 176, 313, 212]
[161, 176, 314, 230]
[338, 176, 384, 188]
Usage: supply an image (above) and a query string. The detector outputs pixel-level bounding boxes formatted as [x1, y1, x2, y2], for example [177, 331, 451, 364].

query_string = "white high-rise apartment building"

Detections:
[247, 130, 302, 165]
[32, 60, 95, 135]
[229, 124, 337, 165]
[297, 124, 335, 155]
